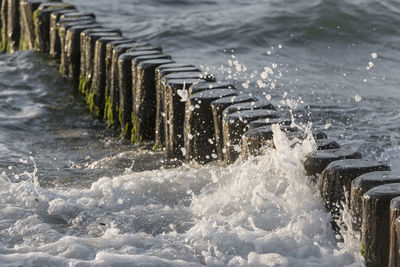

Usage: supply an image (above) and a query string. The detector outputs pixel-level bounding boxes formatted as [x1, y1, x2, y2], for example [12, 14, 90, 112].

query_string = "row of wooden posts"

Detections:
[1, 1, 400, 266]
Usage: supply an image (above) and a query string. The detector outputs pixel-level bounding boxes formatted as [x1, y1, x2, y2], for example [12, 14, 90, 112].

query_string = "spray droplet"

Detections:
[324, 123, 332, 130]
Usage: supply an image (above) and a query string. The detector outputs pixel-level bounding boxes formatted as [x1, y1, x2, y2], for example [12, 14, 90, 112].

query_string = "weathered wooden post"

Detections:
[350, 171, 400, 231]
[132, 58, 174, 143]
[19, 0, 44, 50]
[153, 65, 200, 150]
[89, 36, 125, 117]
[63, 23, 100, 84]
[34, 2, 75, 53]
[362, 183, 400, 267]
[50, 11, 95, 59]
[104, 39, 135, 125]
[188, 81, 235, 95]
[241, 123, 298, 160]
[211, 97, 272, 162]
[80, 29, 122, 100]
[0, 0, 7, 52]
[184, 89, 237, 163]
[117, 49, 163, 139]
[222, 109, 278, 165]
[320, 159, 390, 214]
[164, 78, 209, 159]
[129, 53, 172, 142]
[304, 149, 362, 177]
[246, 117, 290, 130]
[105, 41, 151, 128]
[7, 0, 21, 52]
[389, 197, 400, 267]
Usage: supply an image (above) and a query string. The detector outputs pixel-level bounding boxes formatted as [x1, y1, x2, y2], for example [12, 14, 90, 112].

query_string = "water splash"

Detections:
[0, 127, 363, 266]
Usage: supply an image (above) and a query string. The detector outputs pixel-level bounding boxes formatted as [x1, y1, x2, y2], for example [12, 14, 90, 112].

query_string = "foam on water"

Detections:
[0, 126, 363, 266]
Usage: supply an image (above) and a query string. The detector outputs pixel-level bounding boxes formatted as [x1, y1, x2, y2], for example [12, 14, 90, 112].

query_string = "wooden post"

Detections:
[80, 29, 122, 100]
[362, 183, 400, 267]
[90, 36, 124, 117]
[350, 171, 400, 231]
[184, 89, 237, 163]
[50, 11, 95, 59]
[19, 0, 44, 50]
[104, 38, 135, 124]
[153, 64, 199, 150]
[211, 98, 273, 162]
[63, 23, 100, 84]
[304, 149, 362, 177]
[132, 58, 174, 143]
[320, 159, 390, 213]
[222, 109, 278, 165]
[247, 117, 290, 130]
[189, 81, 235, 95]
[117, 50, 163, 139]
[389, 196, 400, 267]
[105, 41, 150, 128]
[241, 124, 298, 160]
[34, 2, 75, 53]
[158, 69, 204, 152]
[164, 78, 208, 159]
[7, 0, 21, 52]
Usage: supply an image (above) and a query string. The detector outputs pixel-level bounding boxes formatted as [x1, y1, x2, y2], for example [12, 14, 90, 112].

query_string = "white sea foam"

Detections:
[0, 126, 363, 266]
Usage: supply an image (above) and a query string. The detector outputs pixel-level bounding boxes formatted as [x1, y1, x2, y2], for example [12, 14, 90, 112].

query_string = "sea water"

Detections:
[1, 0, 400, 266]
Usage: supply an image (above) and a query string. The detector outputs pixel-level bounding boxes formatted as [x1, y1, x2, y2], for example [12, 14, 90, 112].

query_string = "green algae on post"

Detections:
[90, 36, 123, 118]
[133, 58, 173, 142]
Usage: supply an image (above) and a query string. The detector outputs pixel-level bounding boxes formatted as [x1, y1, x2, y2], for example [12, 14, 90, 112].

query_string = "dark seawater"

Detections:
[1, 0, 399, 266]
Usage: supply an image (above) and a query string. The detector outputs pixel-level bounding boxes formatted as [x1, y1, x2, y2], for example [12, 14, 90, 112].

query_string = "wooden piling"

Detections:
[389, 197, 400, 267]
[164, 78, 209, 159]
[7, 0, 21, 52]
[304, 149, 362, 177]
[130, 54, 172, 142]
[50, 11, 95, 59]
[118, 49, 163, 139]
[80, 29, 122, 101]
[63, 23, 99, 84]
[241, 124, 299, 160]
[90, 36, 124, 117]
[211, 100, 275, 163]
[132, 58, 174, 143]
[105, 41, 151, 128]
[222, 109, 278, 164]
[33, 2, 75, 53]
[350, 171, 400, 231]
[184, 89, 237, 163]
[19, 0, 44, 50]
[320, 159, 390, 213]
[362, 183, 400, 267]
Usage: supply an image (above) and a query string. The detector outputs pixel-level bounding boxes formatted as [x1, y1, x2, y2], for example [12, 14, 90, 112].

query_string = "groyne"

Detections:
[1, 1, 399, 266]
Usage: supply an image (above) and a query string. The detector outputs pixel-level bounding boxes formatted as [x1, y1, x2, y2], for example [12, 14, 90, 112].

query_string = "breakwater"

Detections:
[0, 1, 399, 266]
